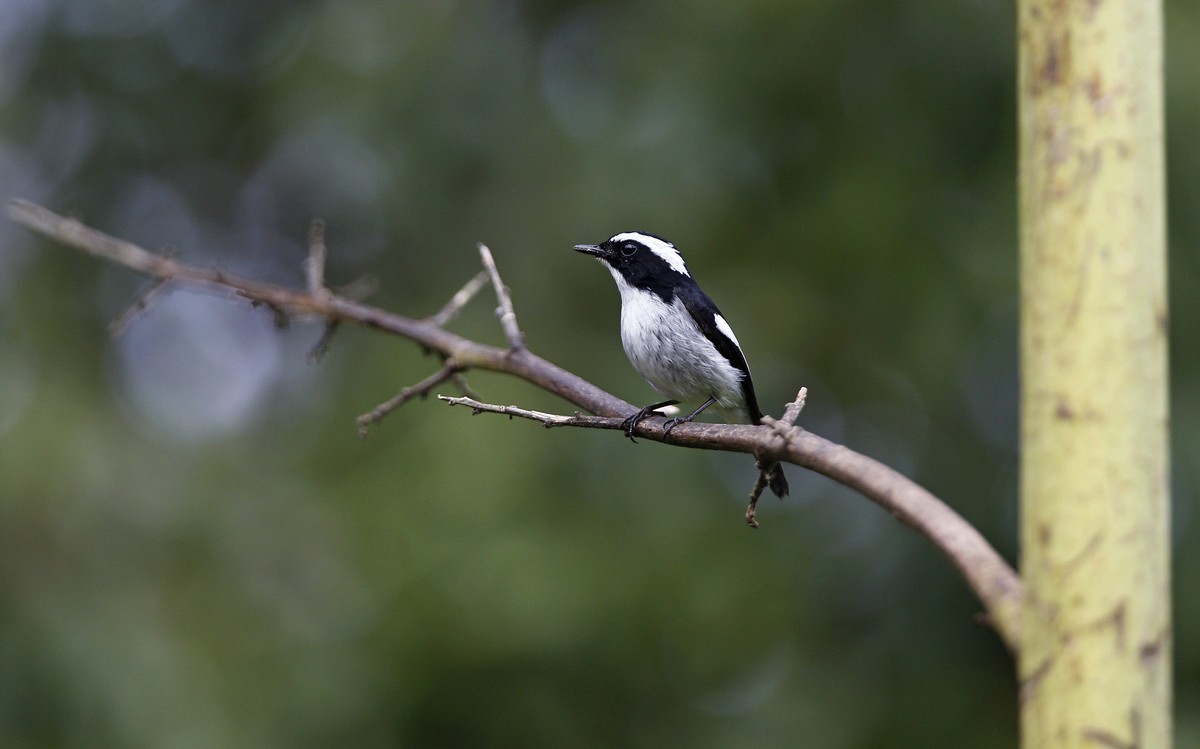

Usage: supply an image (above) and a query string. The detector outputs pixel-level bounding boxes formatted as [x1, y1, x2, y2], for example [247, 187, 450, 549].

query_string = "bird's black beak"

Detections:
[573, 243, 609, 258]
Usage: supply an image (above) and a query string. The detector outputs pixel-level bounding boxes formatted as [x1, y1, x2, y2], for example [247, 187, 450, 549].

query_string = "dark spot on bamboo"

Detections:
[1039, 523, 1053, 546]
[1139, 629, 1167, 666]
[1085, 73, 1112, 114]
[1040, 33, 1072, 88]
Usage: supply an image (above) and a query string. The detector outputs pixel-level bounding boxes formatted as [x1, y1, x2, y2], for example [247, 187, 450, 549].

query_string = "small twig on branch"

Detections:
[439, 395, 622, 429]
[478, 242, 525, 350]
[6, 198, 1025, 653]
[743, 388, 809, 527]
[776, 387, 808, 428]
[300, 223, 340, 361]
[334, 274, 378, 301]
[358, 362, 462, 437]
[449, 372, 481, 401]
[429, 270, 489, 328]
[308, 320, 341, 363]
[108, 277, 172, 338]
[745, 470, 772, 528]
[306, 219, 329, 297]
[355, 269, 490, 429]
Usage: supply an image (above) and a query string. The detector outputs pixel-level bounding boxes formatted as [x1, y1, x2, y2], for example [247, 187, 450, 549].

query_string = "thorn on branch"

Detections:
[357, 362, 461, 437]
[477, 243, 525, 351]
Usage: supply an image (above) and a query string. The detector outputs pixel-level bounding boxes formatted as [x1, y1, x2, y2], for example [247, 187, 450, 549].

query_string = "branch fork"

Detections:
[353, 249, 523, 434]
[744, 387, 808, 528]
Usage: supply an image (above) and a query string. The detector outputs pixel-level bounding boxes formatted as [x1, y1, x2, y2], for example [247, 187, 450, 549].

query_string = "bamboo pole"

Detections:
[1018, 0, 1170, 745]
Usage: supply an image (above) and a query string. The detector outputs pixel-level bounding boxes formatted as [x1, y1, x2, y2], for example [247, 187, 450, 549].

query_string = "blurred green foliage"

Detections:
[1, 1, 1196, 747]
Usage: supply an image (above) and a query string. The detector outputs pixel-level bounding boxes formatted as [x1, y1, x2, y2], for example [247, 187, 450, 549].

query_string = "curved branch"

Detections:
[5, 198, 1024, 651]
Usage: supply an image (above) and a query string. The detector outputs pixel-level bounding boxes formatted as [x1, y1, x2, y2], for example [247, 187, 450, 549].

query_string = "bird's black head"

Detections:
[574, 232, 691, 294]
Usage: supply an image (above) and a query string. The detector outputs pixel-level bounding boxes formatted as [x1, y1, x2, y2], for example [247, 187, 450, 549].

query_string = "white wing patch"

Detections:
[714, 314, 742, 350]
[610, 232, 690, 277]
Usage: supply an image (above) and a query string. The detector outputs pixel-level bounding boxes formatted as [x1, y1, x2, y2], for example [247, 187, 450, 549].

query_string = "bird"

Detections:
[574, 231, 788, 497]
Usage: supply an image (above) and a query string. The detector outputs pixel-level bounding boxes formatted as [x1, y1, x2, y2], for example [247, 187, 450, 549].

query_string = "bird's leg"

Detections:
[621, 399, 679, 442]
[663, 397, 718, 437]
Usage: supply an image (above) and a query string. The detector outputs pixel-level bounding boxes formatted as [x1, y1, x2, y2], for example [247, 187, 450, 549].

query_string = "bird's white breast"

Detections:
[609, 271, 747, 415]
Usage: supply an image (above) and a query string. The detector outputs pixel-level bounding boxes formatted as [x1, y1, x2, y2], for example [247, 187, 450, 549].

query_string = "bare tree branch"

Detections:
[333, 274, 378, 302]
[766, 387, 808, 430]
[744, 387, 809, 528]
[478, 242, 525, 350]
[5, 198, 1024, 652]
[307, 319, 340, 363]
[438, 395, 622, 429]
[305, 219, 328, 297]
[448, 371, 480, 401]
[358, 362, 461, 437]
[429, 270, 489, 328]
[744, 470, 772, 527]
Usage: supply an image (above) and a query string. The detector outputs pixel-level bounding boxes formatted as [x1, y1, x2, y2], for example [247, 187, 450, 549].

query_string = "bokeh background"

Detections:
[1, 1, 1196, 747]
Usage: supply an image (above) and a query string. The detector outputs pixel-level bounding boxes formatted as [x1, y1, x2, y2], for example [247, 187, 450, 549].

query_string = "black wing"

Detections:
[676, 284, 764, 424]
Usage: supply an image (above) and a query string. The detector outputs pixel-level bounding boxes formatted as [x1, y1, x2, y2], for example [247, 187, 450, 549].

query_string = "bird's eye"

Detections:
[620, 243, 638, 257]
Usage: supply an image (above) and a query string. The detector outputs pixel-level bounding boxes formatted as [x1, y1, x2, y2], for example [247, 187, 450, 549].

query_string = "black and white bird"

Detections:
[575, 231, 788, 497]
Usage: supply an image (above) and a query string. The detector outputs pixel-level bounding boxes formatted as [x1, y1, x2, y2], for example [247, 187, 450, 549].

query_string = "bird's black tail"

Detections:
[766, 463, 789, 497]
[745, 393, 789, 498]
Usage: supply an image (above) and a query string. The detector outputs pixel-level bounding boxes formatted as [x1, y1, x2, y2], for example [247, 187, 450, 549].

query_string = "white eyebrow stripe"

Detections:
[714, 314, 742, 350]
[610, 232, 690, 277]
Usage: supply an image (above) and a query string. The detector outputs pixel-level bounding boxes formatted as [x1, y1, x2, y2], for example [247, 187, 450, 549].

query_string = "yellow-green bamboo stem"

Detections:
[1018, 0, 1170, 746]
